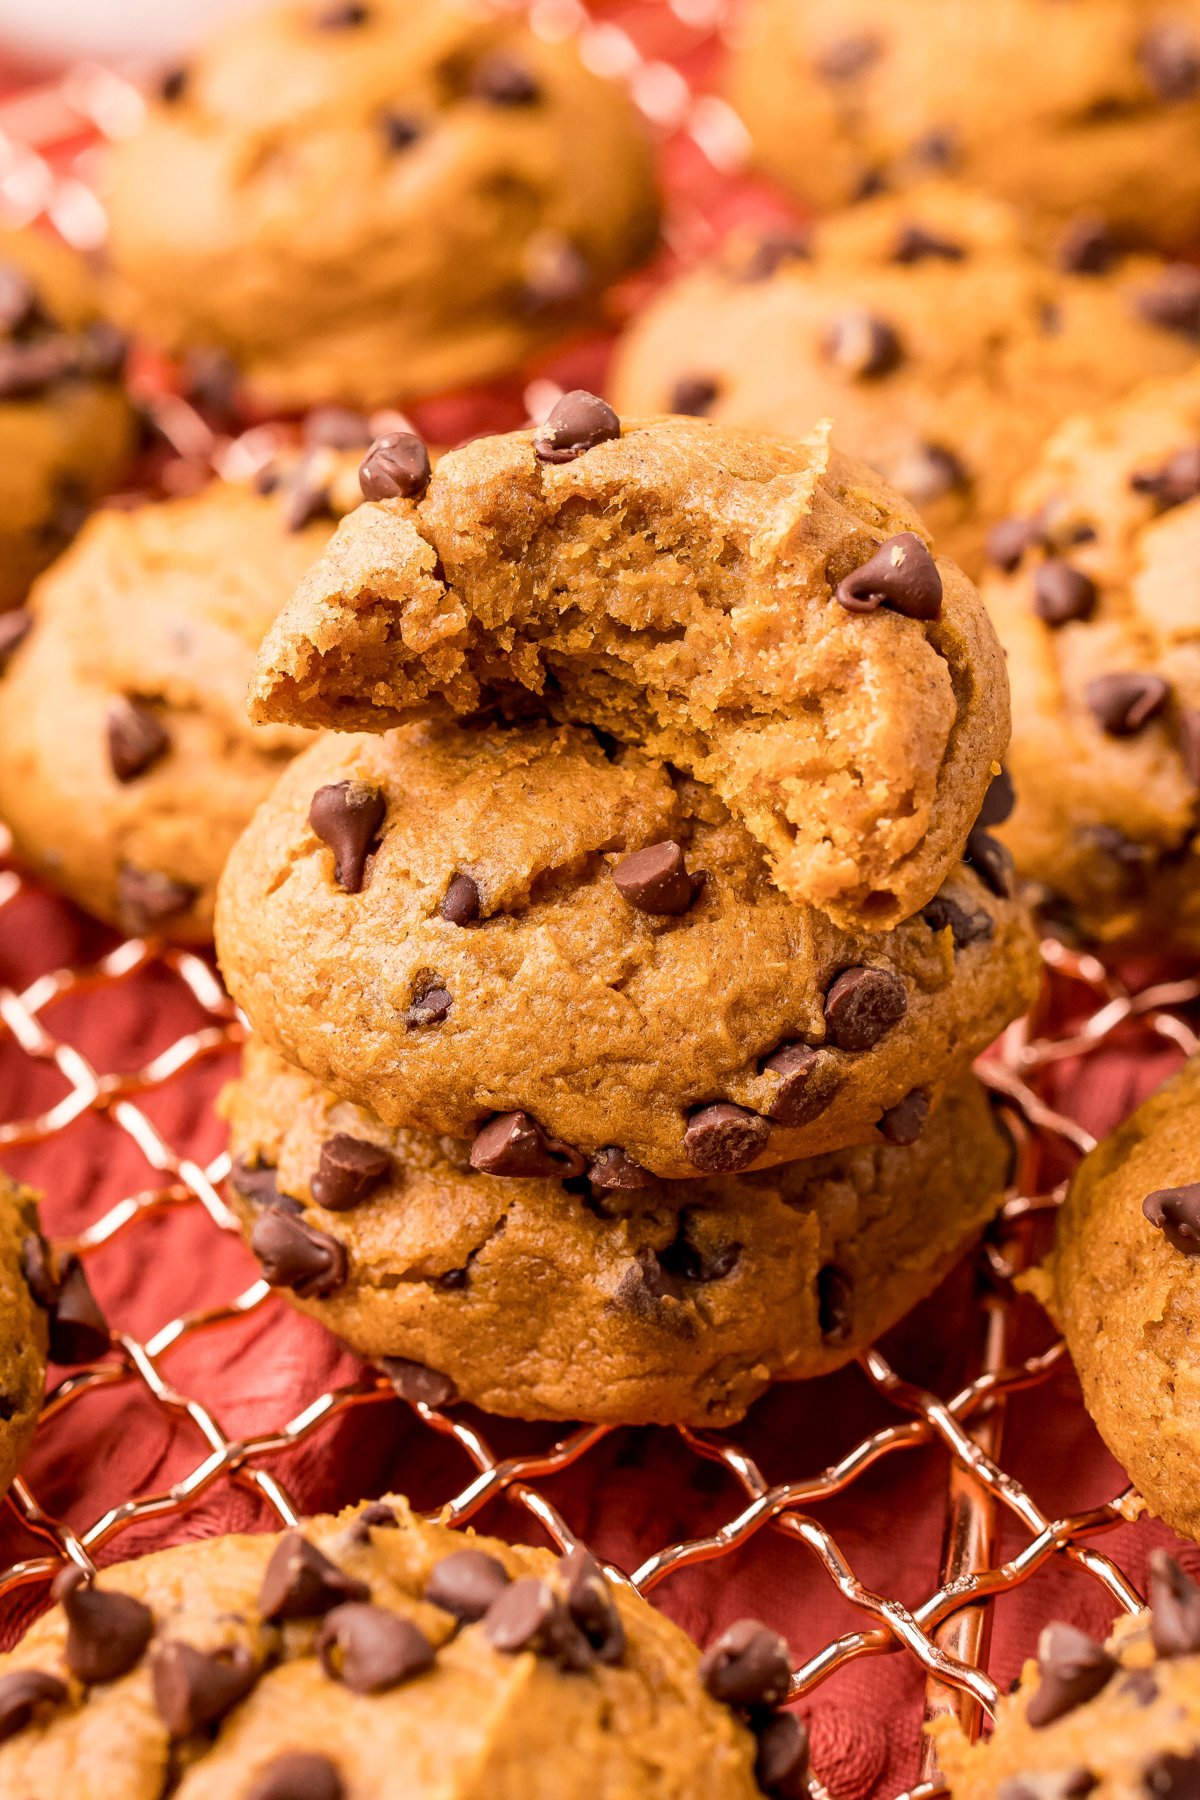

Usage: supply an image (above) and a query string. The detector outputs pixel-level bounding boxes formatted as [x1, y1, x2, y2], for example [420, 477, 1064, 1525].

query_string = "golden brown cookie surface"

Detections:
[106, 0, 658, 408]
[0, 1174, 50, 1498]
[612, 184, 1200, 576]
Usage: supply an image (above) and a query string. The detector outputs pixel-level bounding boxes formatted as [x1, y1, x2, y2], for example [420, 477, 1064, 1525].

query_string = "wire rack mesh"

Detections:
[1, 4, 1199, 1795]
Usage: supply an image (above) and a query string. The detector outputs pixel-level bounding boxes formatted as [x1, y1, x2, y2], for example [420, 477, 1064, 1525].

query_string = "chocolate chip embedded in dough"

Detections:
[823, 966, 907, 1051]
[1139, 22, 1200, 101]
[0, 1670, 67, 1743]
[469, 1111, 587, 1179]
[1085, 671, 1171, 737]
[1024, 1622, 1116, 1729]
[317, 1603, 435, 1693]
[1033, 560, 1096, 627]
[1143, 1182, 1200, 1255]
[311, 1134, 393, 1211]
[106, 697, 170, 783]
[587, 1146, 653, 1189]
[698, 1618, 791, 1709]
[247, 1753, 345, 1800]
[117, 866, 198, 936]
[256, 1531, 369, 1623]
[52, 1565, 154, 1684]
[358, 431, 431, 502]
[309, 780, 386, 893]
[47, 1256, 109, 1363]
[440, 873, 481, 925]
[823, 309, 902, 379]
[1149, 1549, 1200, 1656]
[150, 1641, 258, 1735]
[816, 1265, 852, 1344]
[683, 1102, 770, 1174]
[753, 1711, 810, 1800]
[250, 1208, 347, 1298]
[426, 1549, 511, 1622]
[835, 533, 942, 620]
[877, 1087, 929, 1146]
[534, 390, 621, 464]
[1134, 264, 1200, 336]
[890, 223, 964, 264]
[380, 1355, 457, 1407]
[470, 52, 541, 105]
[612, 840, 703, 915]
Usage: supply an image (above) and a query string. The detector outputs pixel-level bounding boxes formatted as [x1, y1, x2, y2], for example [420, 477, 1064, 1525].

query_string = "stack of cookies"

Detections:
[214, 401, 1040, 1428]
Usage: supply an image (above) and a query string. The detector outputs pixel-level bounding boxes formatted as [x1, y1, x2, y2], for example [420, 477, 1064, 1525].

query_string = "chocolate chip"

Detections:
[358, 431, 431, 502]
[1033, 559, 1097, 627]
[48, 1256, 109, 1363]
[910, 126, 957, 169]
[698, 1618, 791, 1709]
[1140, 22, 1200, 100]
[381, 1355, 457, 1407]
[441, 873, 481, 925]
[613, 1248, 687, 1324]
[381, 109, 422, 153]
[823, 966, 907, 1051]
[309, 780, 386, 893]
[921, 893, 994, 950]
[0, 1669, 66, 1742]
[987, 516, 1040, 573]
[471, 52, 540, 105]
[470, 1111, 586, 1179]
[878, 1088, 929, 1146]
[247, 1753, 344, 1800]
[1086, 671, 1171, 736]
[20, 1233, 57, 1310]
[158, 66, 188, 103]
[738, 229, 811, 281]
[1145, 1754, 1200, 1800]
[534, 391, 620, 464]
[1149, 1549, 1200, 1656]
[311, 1134, 392, 1211]
[813, 34, 880, 80]
[964, 827, 1012, 899]
[303, 406, 373, 451]
[251, 1209, 346, 1298]
[0, 335, 79, 399]
[405, 983, 452, 1028]
[229, 1159, 297, 1212]
[891, 223, 964, 264]
[483, 1577, 592, 1669]
[0, 264, 39, 335]
[315, 1, 368, 25]
[281, 460, 335, 532]
[52, 1565, 154, 1684]
[823, 309, 901, 379]
[762, 1043, 836, 1129]
[978, 767, 1016, 827]
[561, 1547, 624, 1664]
[1135, 264, 1200, 336]
[1123, 1667, 1159, 1706]
[346, 1501, 398, 1546]
[1131, 444, 1200, 509]
[1143, 1181, 1200, 1254]
[835, 532, 942, 620]
[80, 321, 128, 382]
[0, 608, 31, 673]
[257, 1532, 368, 1623]
[893, 441, 967, 507]
[117, 866, 197, 936]
[683, 1102, 769, 1174]
[670, 375, 720, 417]
[754, 1711, 810, 1800]
[612, 840, 703, 915]
[426, 1549, 511, 1622]
[519, 233, 591, 314]
[1025, 1622, 1116, 1729]
[317, 1603, 434, 1692]
[587, 1146, 653, 1189]
[817, 1265, 852, 1343]
[106, 697, 170, 784]
[1180, 708, 1200, 785]
[1056, 215, 1120, 275]
[150, 1641, 257, 1735]
[181, 347, 239, 420]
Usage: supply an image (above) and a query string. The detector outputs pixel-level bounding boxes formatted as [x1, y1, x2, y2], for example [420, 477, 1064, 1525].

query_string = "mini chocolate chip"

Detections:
[817, 1265, 852, 1343]
[1180, 708, 1200, 785]
[891, 223, 964, 264]
[1135, 264, 1200, 336]
[921, 893, 994, 950]
[964, 827, 1012, 898]
[813, 33, 880, 80]
[0, 608, 31, 672]
[470, 1111, 586, 1179]
[52, 1565, 154, 1684]
[251, 1209, 346, 1298]
[1144, 1181, 1200, 1254]
[441, 873, 481, 925]
[987, 515, 1040, 573]
[835, 532, 942, 620]
[823, 309, 901, 379]
[158, 66, 188, 103]
[0, 265, 38, 335]
[303, 406, 373, 451]
[247, 1752, 344, 1800]
[612, 840, 702, 915]
[670, 375, 720, 417]
[738, 229, 811, 281]
[346, 1501, 399, 1545]
[471, 52, 540, 105]
[257, 1532, 368, 1623]
[150, 1641, 257, 1735]
[1150, 1549, 1200, 1655]
[317, 1603, 434, 1693]
[893, 441, 967, 507]
[1025, 1622, 1116, 1729]
[0, 1669, 66, 1742]
[910, 126, 958, 168]
[561, 1546, 624, 1664]
[534, 390, 620, 464]
[20, 1233, 58, 1310]
[426, 1549, 511, 1622]
[1131, 443, 1200, 509]
[1057, 215, 1120, 275]
[754, 1711, 810, 1800]
[1140, 22, 1200, 101]
[1033, 560, 1097, 627]
[1086, 671, 1171, 736]
[311, 1134, 392, 1211]
[878, 1087, 929, 1145]
[1144, 1752, 1200, 1800]
[381, 1355, 457, 1407]
[698, 1618, 791, 1709]
[483, 1577, 593, 1668]
[381, 109, 422, 152]
[358, 431, 431, 502]
[315, 1, 368, 25]
[683, 1102, 770, 1174]
[117, 866, 198, 936]
[309, 780, 386, 893]
[978, 767, 1016, 827]
[48, 1256, 109, 1363]
[762, 1043, 835, 1129]
[405, 983, 452, 1028]
[660, 1214, 740, 1284]
[587, 1146, 653, 1189]
[106, 697, 170, 783]
[823, 966, 907, 1051]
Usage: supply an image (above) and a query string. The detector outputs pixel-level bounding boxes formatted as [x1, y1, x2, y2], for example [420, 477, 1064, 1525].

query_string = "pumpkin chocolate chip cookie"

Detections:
[1050, 1054, 1200, 1544]
[105, 0, 658, 410]
[0, 1493, 798, 1799]
[981, 367, 1200, 952]
[221, 1040, 1010, 1426]
[214, 719, 1038, 1182]
[729, 0, 1200, 253]
[0, 444, 370, 941]
[248, 411, 1009, 930]
[0, 1174, 51, 1496]
[611, 183, 1200, 577]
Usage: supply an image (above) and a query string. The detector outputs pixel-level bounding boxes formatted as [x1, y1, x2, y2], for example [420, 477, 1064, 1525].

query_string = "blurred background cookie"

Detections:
[0, 1175, 50, 1499]
[104, 0, 659, 409]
